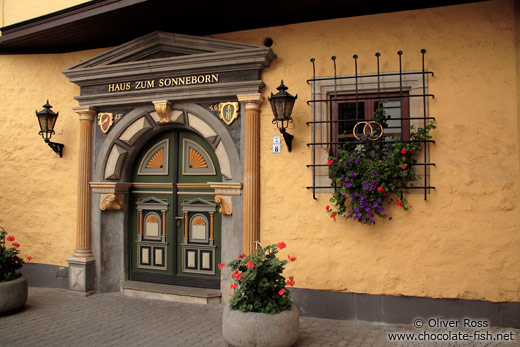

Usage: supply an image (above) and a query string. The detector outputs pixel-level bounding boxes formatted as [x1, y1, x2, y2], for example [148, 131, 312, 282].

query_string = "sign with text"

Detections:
[107, 73, 220, 93]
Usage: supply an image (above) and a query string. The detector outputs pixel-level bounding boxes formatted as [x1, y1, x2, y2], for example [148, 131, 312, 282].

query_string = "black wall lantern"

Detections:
[269, 80, 297, 152]
[36, 100, 64, 158]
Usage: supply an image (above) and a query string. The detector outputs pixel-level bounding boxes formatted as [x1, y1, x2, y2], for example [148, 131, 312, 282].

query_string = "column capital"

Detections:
[73, 106, 97, 120]
[237, 94, 263, 108]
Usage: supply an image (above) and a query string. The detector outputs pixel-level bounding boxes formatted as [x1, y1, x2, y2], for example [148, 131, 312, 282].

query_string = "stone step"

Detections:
[121, 280, 221, 304]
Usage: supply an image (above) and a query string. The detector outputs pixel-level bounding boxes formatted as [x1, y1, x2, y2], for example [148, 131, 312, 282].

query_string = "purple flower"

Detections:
[354, 158, 360, 164]
[347, 183, 352, 188]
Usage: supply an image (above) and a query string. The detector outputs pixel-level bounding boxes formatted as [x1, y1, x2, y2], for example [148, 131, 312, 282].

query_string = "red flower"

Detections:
[278, 288, 285, 295]
[401, 148, 407, 154]
[218, 263, 226, 270]
[6, 235, 14, 242]
[230, 283, 237, 289]
[246, 261, 254, 269]
[327, 160, 334, 166]
[330, 214, 335, 218]
[232, 270, 244, 280]
[325, 205, 330, 211]
[12, 242, 20, 248]
[288, 254, 297, 262]
[383, 192, 387, 196]
[286, 275, 295, 287]
[237, 253, 246, 259]
[377, 186, 383, 192]
[26, 256, 32, 261]
[401, 164, 407, 170]
[9, 257, 14, 262]
[276, 242, 286, 249]
[396, 200, 403, 207]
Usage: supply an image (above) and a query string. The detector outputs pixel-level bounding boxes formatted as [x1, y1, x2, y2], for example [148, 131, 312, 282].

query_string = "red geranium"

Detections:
[278, 288, 285, 295]
[26, 256, 32, 261]
[232, 270, 244, 280]
[230, 283, 237, 289]
[276, 242, 286, 249]
[401, 148, 407, 154]
[288, 254, 297, 262]
[11, 242, 20, 248]
[6, 235, 14, 242]
[377, 186, 383, 192]
[396, 200, 403, 207]
[218, 263, 226, 270]
[327, 160, 334, 166]
[401, 164, 407, 170]
[246, 261, 254, 269]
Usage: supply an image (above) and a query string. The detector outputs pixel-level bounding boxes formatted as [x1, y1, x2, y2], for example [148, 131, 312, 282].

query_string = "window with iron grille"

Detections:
[307, 51, 435, 199]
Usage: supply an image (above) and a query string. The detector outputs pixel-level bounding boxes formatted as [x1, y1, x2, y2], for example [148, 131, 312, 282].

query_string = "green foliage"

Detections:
[327, 103, 436, 225]
[0, 227, 25, 282]
[225, 243, 294, 314]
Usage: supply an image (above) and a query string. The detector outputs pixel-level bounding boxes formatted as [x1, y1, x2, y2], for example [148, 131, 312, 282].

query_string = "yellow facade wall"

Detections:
[214, 0, 520, 303]
[0, 48, 105, 265]
[0, 0, 518, 304]
[1, 0, 90, 27]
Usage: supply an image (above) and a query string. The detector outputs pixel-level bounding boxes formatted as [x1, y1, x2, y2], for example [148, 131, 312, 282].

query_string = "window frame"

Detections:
[330, 92, 410, 147]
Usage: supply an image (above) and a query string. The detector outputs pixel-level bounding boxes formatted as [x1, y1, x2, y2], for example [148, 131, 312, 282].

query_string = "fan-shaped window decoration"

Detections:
[138, 139, 169, 175]
[189, 214, 209, 243]
[144, 212, 161, 239]
[182, 139, 216, 176]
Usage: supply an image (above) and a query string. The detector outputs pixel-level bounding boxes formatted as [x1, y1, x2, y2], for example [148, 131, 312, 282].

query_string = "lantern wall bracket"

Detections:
[45, 139, 64, 158]
[280, 128, 294, 152]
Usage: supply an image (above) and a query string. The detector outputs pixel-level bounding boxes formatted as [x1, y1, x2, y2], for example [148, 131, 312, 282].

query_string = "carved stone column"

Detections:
[238, 94, 263, 255]
[67, 106, 96, 292]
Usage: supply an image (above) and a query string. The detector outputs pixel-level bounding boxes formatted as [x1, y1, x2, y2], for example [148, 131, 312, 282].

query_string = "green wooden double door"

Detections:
[129, 130, 222, 289]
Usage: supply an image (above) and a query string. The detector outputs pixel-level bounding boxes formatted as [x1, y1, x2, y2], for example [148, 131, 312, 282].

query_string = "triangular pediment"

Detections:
[63, 31, 275, 107]
[66, 31, 271, 69]
[137, 197, 168, 206]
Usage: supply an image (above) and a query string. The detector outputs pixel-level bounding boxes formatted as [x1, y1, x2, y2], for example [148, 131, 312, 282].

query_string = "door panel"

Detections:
[129, 130, 222, 288]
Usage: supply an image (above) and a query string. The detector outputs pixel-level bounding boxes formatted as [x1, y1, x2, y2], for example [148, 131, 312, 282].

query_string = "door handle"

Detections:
[175, 216, 184, 227]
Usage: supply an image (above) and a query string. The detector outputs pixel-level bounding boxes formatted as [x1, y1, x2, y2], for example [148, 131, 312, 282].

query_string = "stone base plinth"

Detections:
[66, 256, 95, 292]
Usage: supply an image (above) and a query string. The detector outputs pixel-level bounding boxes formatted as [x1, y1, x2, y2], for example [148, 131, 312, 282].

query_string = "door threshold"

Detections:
[121, 280, 221, 304]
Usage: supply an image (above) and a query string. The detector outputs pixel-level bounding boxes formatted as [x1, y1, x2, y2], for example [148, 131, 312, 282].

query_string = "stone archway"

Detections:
[87, 102, 241, 292]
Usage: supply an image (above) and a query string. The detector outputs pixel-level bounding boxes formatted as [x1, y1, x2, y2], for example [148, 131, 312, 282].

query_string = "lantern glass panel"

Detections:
[273, 98, 287, 119]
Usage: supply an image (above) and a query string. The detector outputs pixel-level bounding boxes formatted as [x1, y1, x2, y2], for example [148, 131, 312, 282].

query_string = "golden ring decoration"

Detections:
[353, 121, 384, 141]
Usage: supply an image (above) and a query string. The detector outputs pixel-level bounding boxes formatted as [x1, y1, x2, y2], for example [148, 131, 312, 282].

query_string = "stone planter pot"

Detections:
[222, 304, 300, 347]
[0, 275, 28, 314]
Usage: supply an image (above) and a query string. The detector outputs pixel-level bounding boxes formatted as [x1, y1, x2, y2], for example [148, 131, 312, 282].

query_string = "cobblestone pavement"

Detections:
[0, 288, 518, 347]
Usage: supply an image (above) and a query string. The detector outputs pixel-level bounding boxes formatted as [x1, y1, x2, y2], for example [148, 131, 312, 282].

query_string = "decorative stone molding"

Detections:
[215, 195, 232, 215]
[153, 100, 172, 124]
[100, 194, 124, 211]
[91, 182, 132, 211]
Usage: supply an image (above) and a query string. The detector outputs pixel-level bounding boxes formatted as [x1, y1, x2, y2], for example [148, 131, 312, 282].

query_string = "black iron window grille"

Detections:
[306, 50, 435, 200]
